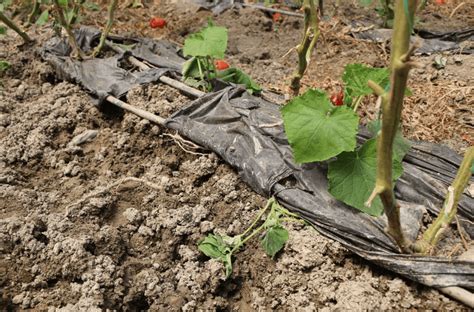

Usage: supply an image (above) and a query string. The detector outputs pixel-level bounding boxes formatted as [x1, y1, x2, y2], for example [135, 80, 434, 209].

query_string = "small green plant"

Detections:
[182, 21, 261, 94]
[198, 198, 301, 278]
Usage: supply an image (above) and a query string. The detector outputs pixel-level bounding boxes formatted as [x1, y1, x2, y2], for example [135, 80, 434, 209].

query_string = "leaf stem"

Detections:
[52, 0, 85, 60]
[240, 198, 274, 238]
[92, 0, 118, 57]
[0, 11, 33, 44]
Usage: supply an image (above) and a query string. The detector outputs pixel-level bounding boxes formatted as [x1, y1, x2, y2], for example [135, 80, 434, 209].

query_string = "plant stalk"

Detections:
[26, 0, 40, 26]
[52, 0, 85, 60]
[0, 11, 33, 43]
[92, 0, 118, 57]
[366, 0, 419, 253]
[289, 0, 320, 96]
[413, 147, 473, 254]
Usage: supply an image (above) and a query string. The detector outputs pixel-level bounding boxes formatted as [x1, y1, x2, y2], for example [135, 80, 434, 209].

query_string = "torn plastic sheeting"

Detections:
[41, 27, 184, 104]
[166, 86, 474, 289]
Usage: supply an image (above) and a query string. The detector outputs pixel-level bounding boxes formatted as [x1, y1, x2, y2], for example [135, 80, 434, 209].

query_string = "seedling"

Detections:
[198, 198, 302, 278]
[182, 21, 261, 94]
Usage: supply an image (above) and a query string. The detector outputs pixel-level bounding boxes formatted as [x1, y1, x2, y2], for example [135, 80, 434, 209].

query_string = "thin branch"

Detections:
[0, 11, 33, 44]
[92, 0, 118, 57]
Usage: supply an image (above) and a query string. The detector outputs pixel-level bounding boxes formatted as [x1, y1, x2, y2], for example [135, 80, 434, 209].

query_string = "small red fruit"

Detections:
[330, 91, 344, 106]
[272, 12, 282, 23]
[215, 60, 230, 70]
[435, 0, 446, 4]
[149, 17, 166, 29]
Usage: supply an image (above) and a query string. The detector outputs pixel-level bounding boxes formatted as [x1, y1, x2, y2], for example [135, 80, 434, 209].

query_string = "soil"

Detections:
[0, 0, 472, 311]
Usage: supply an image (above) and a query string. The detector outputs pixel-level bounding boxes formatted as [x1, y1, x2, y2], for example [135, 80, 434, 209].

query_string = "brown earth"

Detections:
[0, 0, 472, 311]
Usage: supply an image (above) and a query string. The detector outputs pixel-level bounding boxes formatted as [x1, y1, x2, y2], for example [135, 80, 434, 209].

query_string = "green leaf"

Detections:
[217, 68, 262, 94]
[328, 138, 403, 216]
[359, 0, 374, 6]
[58, 0, 68, 7]
[281, 89, 359, 163]
[183, 23, 228, 59]
[36, 10, 49, 26]
[343, 64, 390, 98]
[198, 233, 234, 278]
[0, 0, 13, 12]
[0, 26, 6, 35]
[83, 2, 100, 11]
[0, 60, 10, 72]
[367, 120, 412, 162]
[261, 225, 288, 258]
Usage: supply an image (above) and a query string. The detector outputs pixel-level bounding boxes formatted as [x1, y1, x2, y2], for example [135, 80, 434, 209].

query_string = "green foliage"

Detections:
[343, 64, 390, 99]
[328, 138, 403, 216]
[35, 9, 49, 26]
[198, 234, 234, 277]
[217, 68, 262, 94]
[182, 22, 261, 94]
[198, 198, 295, 278]
[0, 60, 10, 72]
[0, 26, 6, 34]
[281, 89, 359, 163]
[0, 0, 13, 12]
[367, 119, 412, 163]
[183, 22, 228, 59]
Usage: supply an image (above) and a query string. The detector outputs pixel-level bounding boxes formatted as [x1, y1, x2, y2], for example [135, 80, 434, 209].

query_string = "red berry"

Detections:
[215, 60, 230, 70]
[330, 91, 344, 106]
[149, 17, 166, 29]
[272, 12, 282, 23]
[435, 0, 446, 4]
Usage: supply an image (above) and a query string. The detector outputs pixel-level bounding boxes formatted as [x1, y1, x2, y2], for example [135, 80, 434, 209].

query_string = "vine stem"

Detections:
[0, 11, 33, 44]
[412, 147, 473, 254]
[289, 0, 320, 96]
[92, 0, 118, 57]
[366, 0, 419, 253]
[52, 0, 85, 60]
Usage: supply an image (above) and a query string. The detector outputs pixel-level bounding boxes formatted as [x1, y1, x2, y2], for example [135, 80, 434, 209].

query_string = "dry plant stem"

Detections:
[92, 0, 118, 57]
[412, 147, 473, 254]
[0, 12, 33, 43]
[52, 0, 85, 60]
[366, 0, 419, 253]
[289, 0, 320, 96]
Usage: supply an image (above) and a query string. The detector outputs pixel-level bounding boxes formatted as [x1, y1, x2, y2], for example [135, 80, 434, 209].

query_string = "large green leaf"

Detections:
[328, 138, 403, 216]
[261, 225, 288, 258]
[281, 89, 359, 163]
[183, 23, 228, 59]
[217, 68, 262, 94]
[343, 63, 390, 98]
[367, 119, 412, 162]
